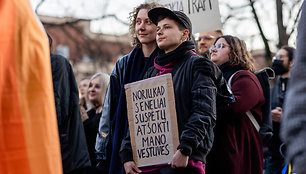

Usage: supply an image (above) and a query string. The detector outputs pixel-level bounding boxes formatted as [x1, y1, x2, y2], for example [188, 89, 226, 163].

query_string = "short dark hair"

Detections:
[281, 46, 295, 62]
[156, 15, 186, 31]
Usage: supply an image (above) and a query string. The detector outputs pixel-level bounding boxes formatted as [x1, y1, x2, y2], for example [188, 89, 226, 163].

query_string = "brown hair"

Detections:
[216, 35, 256, 72]
[214, 30, 223, 37]
[129, 2, 161, 47]
[280, 45, 295, 62]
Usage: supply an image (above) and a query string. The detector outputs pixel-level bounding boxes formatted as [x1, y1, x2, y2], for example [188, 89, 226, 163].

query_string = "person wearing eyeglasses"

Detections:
[197, 30, 223, 58]
[205, 35, 265, 174]
[265, 46, 295, 174]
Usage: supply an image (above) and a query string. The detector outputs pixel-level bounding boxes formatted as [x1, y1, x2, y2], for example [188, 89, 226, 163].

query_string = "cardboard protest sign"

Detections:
[147, 0, 222, 33]
[125, 73, 179, 167]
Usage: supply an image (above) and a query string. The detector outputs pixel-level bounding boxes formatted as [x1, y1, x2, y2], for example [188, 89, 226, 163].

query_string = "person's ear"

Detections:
[289, 60, 294, 68]
[182, 29, 189, 41]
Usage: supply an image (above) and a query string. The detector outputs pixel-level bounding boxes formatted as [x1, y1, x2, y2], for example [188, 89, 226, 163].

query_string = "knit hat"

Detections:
[148, 7, 192, 39]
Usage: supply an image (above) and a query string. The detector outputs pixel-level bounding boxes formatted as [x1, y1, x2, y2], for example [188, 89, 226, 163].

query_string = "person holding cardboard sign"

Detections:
[95, 2, 162, 174]
[120, 7, 234, 174]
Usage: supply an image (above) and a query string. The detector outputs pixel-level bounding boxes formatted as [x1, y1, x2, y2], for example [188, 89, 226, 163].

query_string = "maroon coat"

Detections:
[206, 70, 265, 174]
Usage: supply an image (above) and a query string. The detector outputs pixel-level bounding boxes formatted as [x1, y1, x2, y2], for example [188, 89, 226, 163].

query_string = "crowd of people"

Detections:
[2, 1, 306, 174]
[51, 2, 306, 174]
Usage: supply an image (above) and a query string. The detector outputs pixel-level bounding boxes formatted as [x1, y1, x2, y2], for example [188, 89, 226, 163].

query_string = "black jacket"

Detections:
[84, 108, 102, 167]
[96, 47, 158, 174]
[95, 53, 130, 161]
[51, 54, 91, 173]
[269, 76, 289, 157]
[120, 43, 233, 163]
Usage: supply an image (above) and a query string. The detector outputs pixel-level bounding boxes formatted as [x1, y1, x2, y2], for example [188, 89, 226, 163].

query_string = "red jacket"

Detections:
[206, 70, 265, 174]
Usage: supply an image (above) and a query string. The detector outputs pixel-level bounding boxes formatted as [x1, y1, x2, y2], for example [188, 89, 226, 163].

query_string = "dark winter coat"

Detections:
[120, 41, 233, 164]
[95, 47, 159, 174]
[206, 64, 265, 174]
[84, 108, 102, 168]
[51, 54, 91, 173]
[269, 76, 289, 158]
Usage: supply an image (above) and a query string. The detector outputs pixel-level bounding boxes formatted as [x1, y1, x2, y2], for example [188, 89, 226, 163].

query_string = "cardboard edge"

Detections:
[125, 87, 138, 165]
[166, 76, 180, 155]
[124, 73, 172, 89]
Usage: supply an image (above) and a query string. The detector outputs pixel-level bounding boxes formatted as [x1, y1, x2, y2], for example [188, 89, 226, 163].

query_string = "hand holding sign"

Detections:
[124, 161, 142, 174]
[168, 150, 189, 168]
[125, 74, 179, 167]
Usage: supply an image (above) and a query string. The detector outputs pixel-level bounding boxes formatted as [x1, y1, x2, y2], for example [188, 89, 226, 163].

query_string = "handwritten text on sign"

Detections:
[125, 74, 179, 167]
[148, 0, 222, 33]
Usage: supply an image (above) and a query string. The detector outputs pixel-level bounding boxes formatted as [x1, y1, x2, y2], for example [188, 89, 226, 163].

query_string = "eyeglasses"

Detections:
[197, 35, 215, 41]
[273, 54, 287, 60]
[209, 43, 230, 53]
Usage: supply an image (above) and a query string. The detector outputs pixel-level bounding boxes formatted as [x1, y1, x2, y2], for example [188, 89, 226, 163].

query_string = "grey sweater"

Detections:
[281, 1, 306, 174]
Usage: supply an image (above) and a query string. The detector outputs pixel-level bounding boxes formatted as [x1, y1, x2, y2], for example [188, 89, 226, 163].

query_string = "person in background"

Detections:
[265, 46, 295, 174]
[197, 30, 223, 58]
[79, 78, 90, 98]
[206, 35, 265, 174]
[79, 77, 91, 110]
[120, 7, 233, 174]
[281, 2, 306, 174]
[94, 2, 162, 174]
[48, 33, 91, 174]
[79, 77, 91, 122]
[82, 73, 109, 174]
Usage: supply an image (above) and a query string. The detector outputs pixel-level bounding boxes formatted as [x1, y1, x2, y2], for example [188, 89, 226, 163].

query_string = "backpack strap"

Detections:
[227, 70, 243, 89]
[246, 111, 260, 132]
[228, 70, 260, 132]
[255, 67, 275, 80]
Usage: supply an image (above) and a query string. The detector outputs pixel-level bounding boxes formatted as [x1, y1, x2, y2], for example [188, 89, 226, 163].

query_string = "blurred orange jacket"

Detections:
[0, 0, 62, 173]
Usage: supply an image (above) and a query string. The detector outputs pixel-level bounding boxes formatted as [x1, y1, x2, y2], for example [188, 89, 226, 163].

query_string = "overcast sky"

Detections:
[30, 0, 301, 51]
[30, 0, 144, 35]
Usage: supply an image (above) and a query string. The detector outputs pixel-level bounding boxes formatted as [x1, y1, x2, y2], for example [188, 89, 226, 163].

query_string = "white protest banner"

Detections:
[124, 73, 179, 167]
[147, 0, 222, 33]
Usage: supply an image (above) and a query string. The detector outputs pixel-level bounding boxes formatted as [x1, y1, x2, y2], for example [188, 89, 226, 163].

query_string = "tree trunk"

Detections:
[249, 0, 272, 61]
[276, 0, 289, 48]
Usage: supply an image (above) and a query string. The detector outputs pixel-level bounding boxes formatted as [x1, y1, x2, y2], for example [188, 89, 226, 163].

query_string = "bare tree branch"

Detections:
[222, 15, 234, 24]
[249, 0, 272, 60]
[91, 14, 129, 25]
[276, 0, 289, 47]
[36, 0, 128, 26]
[42, 14, 129, 26]
[35, 0, 46, 14]
[223, 2, 249, 11]
[236, 17, 250, 21]
[286, 3, 294, 24]
[288, 5, 302, 38]
[101, 0, 110, 16]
